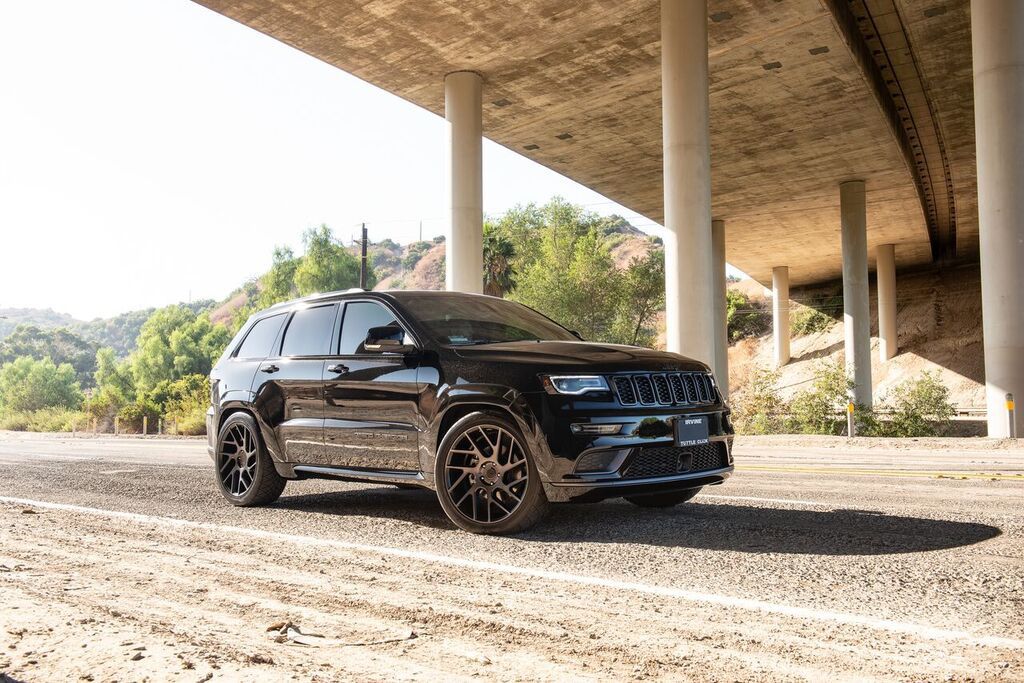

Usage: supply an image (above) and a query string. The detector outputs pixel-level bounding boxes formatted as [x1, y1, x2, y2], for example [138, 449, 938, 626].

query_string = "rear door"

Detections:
[322, 299, 422, 471]
[250, 303, 339, 464]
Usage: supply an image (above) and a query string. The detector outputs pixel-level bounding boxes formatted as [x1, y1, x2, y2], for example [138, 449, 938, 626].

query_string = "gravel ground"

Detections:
[0, 432, 1021, 681]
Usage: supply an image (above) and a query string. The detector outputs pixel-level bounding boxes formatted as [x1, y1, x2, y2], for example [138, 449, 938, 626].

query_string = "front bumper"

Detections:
[525, 395, 735, 503]
[544, 464, 733, 503]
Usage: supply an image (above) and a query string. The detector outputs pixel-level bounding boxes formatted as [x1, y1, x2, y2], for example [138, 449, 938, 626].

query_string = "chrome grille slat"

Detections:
[610, 372, 718, 407]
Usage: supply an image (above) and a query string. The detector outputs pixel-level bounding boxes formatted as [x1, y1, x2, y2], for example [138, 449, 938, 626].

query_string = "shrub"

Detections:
[0, 407, 88, 432]
[788, 360, 853, 435]
[731, 366, 786, 434]
[726, 290, 770, 341]
[116, 400, 160, 434]
[401, 241, 432, 270]
[879, 372, 956, 437]
[791, 304, 835, 335]
[173, 411, 207, 436]
[0, 356, 83, 414]
[0, 411, 31, 431]
[162, 375, 210, 435]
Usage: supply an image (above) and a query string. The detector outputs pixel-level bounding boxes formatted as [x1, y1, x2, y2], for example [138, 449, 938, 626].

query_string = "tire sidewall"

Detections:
[434, 411, 546, 534]
[215, 412, 273, 506]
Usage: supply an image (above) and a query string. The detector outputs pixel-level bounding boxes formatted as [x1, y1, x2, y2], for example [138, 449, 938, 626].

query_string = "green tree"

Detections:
[0, 356, 83, 414]
[514, 226, 622, 341]
[0, 324, 98, 387]
[131, 306, 230, 394]
[611, 250, 665, 347]
[259, 245, 300, 307]
[293, 224, 374, 295]
[482, 230, 517, 297]
[95, 347, 134, 399]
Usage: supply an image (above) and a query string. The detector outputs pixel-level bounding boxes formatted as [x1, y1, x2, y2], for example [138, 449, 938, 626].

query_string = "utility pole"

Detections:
[359, 222, 369, 290]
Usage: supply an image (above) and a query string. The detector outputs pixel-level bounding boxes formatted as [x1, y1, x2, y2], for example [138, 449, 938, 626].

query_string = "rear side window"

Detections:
[235, 314, 285, 360]
[280, 304, 336, 357]
[339, 301, 401, 354]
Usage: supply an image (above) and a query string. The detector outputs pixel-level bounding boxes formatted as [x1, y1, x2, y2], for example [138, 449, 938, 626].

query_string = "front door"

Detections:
[322, 300, 421, 471]
[251, 303, 338, 464]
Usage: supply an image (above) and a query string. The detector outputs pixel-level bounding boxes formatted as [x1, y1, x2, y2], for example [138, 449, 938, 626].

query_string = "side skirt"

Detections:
[281, 463, 428, 488]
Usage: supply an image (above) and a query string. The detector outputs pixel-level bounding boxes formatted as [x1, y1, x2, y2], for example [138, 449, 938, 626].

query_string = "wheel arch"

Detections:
[421, 387, 554, 486]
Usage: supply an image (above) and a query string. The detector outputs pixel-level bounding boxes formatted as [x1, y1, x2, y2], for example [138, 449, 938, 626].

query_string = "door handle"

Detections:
[327, 363, 349, 375]
[260, 364, 279, 374]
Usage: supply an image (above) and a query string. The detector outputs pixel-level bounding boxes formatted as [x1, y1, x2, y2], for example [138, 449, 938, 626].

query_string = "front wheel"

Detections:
[215, 412, 286, 506]
[435, 412, 549, 535]
[625, 487, 702, 508]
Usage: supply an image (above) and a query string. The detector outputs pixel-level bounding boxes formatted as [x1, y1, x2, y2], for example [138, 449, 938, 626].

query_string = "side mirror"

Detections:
[569, 329, 584, 340]
[364, 325, 415, 353]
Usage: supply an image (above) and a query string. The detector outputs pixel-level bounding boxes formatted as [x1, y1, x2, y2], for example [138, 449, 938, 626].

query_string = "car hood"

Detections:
[451, 340, 708, 373]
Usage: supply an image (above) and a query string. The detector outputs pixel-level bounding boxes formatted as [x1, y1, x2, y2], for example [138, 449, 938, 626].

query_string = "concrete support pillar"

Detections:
[972, 0, 1024, 438]
[662, 0, 714, 365]
[444, 71, 483, 293]
[772, 266, 791, 367]
[840, 180, 873, 408]
[876, 243, 897, 361]
[711, 219, 728, 399]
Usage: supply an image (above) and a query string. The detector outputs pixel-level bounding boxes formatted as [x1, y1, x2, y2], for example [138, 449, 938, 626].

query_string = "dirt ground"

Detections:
[1, 433, 1022, 681]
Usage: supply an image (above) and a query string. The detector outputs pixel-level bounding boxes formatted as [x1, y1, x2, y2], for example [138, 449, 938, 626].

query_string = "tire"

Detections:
[215, 412, 286, 507]
[434, 411, 549, 535]
[624, 487, 702, 508]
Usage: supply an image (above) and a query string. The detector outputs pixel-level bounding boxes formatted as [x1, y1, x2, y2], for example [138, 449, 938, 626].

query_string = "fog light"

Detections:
[574, 449, 629, 474]
[570, 423, 622, 435]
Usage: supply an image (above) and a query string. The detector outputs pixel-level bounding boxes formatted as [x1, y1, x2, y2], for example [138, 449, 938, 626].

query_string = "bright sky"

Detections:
[0, 1, 678, 320]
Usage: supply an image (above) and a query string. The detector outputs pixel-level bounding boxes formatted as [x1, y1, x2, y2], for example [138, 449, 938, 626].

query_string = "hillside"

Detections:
[0, 301, 218, 357]
[0, 308, 78, 340]
[727, 263, 984, 411]
[208, 224, 659, 323]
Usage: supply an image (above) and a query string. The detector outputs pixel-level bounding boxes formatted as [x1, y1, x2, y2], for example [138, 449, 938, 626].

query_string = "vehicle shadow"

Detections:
[274, 486, 1001, 556]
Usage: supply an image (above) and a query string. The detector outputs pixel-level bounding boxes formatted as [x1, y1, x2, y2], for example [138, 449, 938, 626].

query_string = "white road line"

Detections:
[2, 495, 1020, 651]
[701, 494, 835, 508]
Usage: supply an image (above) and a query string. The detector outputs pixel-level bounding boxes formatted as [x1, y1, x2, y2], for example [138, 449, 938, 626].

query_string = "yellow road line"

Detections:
[736, 465, 1024, 480]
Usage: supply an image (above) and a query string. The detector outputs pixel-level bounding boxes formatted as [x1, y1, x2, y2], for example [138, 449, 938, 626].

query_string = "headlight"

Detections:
[541, 375, 610, 395]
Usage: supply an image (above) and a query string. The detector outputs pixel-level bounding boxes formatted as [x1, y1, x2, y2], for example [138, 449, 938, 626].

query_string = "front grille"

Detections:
[612, 372, 718, 407]
[621, 442, 728, 480]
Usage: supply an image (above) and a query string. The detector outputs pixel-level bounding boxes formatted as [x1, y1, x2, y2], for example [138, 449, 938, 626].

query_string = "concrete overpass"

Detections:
[192, 0, 1023, 437]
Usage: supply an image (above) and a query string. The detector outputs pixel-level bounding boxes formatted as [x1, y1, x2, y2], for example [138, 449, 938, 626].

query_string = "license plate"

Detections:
[674, 415, 710, 447]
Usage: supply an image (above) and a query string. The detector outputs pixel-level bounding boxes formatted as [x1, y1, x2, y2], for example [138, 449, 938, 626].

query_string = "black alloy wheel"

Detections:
[219, 421, 258, 497]
[215, 412, 286, 506]
[436, 412, 548, 534]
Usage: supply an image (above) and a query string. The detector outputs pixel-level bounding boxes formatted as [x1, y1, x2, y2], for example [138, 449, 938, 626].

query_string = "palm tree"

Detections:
[482, 234, 517, 298]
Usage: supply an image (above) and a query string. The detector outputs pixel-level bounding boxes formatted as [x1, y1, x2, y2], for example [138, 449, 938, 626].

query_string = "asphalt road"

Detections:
[1, 432, 1022, 681]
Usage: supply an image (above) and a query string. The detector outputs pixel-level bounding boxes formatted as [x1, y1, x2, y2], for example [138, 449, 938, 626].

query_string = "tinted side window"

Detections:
[280, 305, 336, 357]
[235, 314, 285, 360]
[339, 302, 401, 354]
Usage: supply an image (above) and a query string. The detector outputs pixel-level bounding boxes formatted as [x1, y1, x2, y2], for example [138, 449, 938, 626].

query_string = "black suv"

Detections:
[207, 290, 734, 534]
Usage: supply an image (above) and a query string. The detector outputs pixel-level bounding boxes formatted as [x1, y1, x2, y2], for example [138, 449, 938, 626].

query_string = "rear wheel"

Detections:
[435, 412, 548, 534]
[215, 412, 285, 506]
[624, 487, 702, 508]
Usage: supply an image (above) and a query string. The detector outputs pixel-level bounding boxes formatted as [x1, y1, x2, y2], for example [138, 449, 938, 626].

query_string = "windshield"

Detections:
[397, 294, 579, 346]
